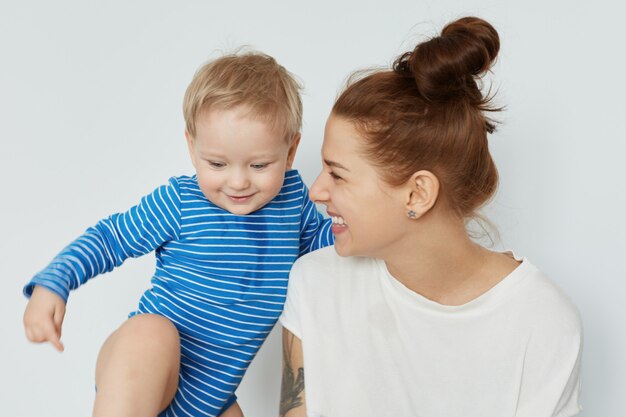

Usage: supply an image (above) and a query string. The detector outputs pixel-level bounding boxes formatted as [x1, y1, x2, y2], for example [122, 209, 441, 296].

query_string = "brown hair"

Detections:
[333, 16, 501, 219]
[183, 51, 302, 142]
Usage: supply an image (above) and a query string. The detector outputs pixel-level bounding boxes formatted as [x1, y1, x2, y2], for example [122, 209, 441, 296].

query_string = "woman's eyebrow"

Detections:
[324, 159, 351, 172]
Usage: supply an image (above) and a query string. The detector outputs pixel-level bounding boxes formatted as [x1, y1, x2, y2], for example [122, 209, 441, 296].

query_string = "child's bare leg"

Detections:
[92, 314, 180, 417]
[220, 401, 244, 417]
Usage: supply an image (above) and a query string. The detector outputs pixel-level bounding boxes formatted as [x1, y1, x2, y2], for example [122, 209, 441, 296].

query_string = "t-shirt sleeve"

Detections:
[517, 304, 583, 417]
[279, 259, 305, 340]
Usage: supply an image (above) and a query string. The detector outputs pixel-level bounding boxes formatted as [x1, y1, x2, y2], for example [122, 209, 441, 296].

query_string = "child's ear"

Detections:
[286, 133, 301, 169]
[185, 130, 197, 168]
[404, 170, 440, 220]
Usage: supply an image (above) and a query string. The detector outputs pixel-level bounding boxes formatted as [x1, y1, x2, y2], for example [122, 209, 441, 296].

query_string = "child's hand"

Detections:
[23, 285, 66, 352]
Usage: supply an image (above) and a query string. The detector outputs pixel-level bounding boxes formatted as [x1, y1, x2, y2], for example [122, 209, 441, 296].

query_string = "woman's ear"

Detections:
[404, 170, 440, 220]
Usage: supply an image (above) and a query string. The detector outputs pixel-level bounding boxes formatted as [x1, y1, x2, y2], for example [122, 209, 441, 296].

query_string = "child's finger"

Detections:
[53, 305, 65, 338]
[48, 328, 64, 352]
[36, 320, 64, 352]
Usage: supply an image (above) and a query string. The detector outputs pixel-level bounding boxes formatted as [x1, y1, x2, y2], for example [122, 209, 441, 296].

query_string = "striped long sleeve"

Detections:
[24, 179, 181, 302]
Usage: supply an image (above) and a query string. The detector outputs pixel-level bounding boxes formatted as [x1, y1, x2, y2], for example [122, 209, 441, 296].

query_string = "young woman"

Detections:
[279, 16, 582, 417]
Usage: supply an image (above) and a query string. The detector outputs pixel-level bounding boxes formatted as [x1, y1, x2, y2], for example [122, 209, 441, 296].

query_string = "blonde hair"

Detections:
[183, 51, 302, 142]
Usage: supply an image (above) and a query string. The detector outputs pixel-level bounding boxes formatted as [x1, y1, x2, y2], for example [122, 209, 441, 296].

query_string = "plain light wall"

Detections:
[1, 1, 624, 416]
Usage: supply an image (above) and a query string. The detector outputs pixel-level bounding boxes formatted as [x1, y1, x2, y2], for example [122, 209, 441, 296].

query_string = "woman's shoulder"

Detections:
[295, 246, 374, 268]
[290, 247, 378, 287]
[514, 258, 582, 336]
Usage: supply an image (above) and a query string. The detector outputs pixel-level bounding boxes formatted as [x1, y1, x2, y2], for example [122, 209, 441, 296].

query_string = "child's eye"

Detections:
[251, 163, 269, 170]
[208, 161, 225, 168]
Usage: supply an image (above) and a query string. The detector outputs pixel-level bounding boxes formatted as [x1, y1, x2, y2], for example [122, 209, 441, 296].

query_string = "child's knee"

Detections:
[128, 314, 179, 343]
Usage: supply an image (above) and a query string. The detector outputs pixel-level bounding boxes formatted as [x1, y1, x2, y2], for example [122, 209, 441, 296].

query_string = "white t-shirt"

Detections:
[280, 246, 582, 417]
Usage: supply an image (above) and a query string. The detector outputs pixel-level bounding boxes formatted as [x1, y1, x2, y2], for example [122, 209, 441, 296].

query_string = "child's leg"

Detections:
[220, 401, 244, 417]
[92, 314, 180, 417]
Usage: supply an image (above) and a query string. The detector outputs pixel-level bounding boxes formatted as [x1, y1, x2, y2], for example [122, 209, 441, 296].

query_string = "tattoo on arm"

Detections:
[280, 332, 305, 416]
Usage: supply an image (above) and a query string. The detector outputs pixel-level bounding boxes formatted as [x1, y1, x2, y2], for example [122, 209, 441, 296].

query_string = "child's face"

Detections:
[186, 106, 300, 215]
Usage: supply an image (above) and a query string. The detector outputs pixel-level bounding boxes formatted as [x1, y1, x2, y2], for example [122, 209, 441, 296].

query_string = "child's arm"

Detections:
[298, 183, 334, 256]
[23, 179, 182, 306]
[22, 179, 181, 350]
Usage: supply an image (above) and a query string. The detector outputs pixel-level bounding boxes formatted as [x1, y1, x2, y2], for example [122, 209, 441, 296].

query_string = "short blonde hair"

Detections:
[183, 51, 303, 142]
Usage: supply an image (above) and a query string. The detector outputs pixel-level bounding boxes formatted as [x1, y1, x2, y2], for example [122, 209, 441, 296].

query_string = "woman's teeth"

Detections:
[332, 216, 347, 226]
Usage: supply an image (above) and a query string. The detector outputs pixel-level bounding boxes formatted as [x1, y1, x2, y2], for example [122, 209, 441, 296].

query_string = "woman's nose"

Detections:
[309, 171, 329, 203]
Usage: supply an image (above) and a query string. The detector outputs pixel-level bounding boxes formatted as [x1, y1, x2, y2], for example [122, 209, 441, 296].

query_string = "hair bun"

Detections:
[398, 16, 500, 103]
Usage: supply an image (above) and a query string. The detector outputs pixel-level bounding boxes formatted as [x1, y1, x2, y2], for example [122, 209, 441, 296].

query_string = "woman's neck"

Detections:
[381, 215, 517, 306]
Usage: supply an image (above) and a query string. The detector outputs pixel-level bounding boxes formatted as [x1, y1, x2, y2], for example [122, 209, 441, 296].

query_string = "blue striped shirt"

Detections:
[24, 169, 334, 416]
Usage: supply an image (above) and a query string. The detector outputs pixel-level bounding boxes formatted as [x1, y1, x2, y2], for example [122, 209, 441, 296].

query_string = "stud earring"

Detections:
[407, 210, 417, 219]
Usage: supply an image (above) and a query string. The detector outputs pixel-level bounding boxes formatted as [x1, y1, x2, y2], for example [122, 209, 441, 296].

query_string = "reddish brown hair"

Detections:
[333, 16, 501, 219]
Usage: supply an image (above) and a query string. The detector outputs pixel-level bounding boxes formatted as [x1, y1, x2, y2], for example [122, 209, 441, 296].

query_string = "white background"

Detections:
[1, 1, 624, 416]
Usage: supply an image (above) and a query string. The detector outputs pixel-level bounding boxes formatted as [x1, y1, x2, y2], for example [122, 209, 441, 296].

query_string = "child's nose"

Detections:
[229, 169, 251, 190]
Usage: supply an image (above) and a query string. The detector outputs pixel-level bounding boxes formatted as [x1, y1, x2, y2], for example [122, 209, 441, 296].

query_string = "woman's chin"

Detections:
[333, 241, 355, 257]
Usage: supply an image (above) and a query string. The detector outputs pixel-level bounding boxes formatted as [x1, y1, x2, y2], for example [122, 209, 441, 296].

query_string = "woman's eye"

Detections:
[329, 171, 343, 181]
